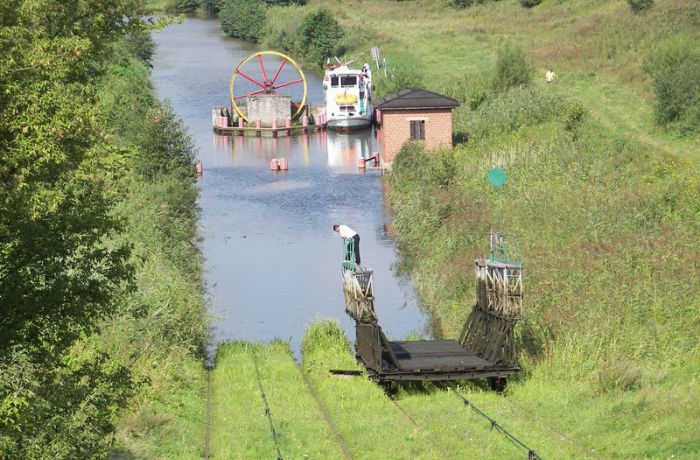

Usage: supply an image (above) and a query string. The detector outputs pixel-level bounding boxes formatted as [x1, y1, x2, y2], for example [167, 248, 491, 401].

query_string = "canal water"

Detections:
[151, 17, 428, 352]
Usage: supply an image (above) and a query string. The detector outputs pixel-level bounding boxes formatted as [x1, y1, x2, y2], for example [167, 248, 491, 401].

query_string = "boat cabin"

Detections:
[375, 88, 459, 165]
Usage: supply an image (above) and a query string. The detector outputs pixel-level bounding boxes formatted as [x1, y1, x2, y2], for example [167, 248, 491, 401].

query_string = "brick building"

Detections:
[374, 88, 459, 165]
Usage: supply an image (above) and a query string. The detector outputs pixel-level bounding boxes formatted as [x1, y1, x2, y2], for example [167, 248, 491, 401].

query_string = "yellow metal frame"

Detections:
[229, 50, 307, 123]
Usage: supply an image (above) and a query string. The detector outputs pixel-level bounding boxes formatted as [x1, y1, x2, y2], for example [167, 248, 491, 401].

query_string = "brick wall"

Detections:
[379, 109, 453, 165]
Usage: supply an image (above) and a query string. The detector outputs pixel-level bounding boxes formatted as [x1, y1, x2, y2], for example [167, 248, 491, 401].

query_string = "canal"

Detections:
[151, 17, 427, 352]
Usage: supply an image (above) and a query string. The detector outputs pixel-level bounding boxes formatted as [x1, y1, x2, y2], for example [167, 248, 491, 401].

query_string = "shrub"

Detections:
[261, 7, 303, 53]
[136, 100, 197, 180]
[461, 85, 571, 139]
[296, 8, 344, 67]
[627, 0, 653, 13]
[219, 0, 266, 41]
[375, 64, 424, 97]
[491, 44, 533, 93]
[645, 40, 700, 134]
[168, 0, 200, 12]
[520, 0, 542, 7]
[453, 0, 490, 8]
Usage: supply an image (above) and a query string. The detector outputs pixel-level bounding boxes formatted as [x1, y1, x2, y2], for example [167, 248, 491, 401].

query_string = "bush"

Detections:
[219, 0, 266, 41]
[453, 0, 490, 8]
[645, 40, 700, 134]
[520, 0, 542, 7]
[492, 44, 533, 93]
[375, 65, 424, 97]
[168, 0, 200, 12]
[136, 100, 197, 180]
[627, 0, 653, 13]
[296, 8, 344, 67]
[459, 85, 572, 139]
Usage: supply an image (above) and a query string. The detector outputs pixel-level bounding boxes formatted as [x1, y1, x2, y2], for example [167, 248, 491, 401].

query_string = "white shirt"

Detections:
[337, 225, 357, 239]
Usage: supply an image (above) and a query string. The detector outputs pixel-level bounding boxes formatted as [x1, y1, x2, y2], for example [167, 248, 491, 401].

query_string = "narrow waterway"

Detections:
[151, 17, 428, 352]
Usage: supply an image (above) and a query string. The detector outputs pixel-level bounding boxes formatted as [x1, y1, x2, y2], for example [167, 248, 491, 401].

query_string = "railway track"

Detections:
[204, 341, 598, 459]
[295, 360, 353, 459]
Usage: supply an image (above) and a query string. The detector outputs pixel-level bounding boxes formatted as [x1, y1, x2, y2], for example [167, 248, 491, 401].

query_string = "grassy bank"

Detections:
[323, 0, 700, 457]
[210, 321, 590, 459]
[1, 3, 207, 457]
[95, 38, 208, 459]
[210, 341, 344, 458]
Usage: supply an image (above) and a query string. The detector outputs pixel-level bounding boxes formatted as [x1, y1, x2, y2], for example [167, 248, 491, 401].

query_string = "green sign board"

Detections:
[488, 167, 506, 188]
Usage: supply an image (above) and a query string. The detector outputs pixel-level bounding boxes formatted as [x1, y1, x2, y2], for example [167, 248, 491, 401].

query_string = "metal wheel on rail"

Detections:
[229, 50, 307, 123]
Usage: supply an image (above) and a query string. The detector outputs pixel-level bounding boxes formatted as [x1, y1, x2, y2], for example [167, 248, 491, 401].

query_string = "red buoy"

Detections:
[279, 158, 288, 170]
[270, 159, 280, 170]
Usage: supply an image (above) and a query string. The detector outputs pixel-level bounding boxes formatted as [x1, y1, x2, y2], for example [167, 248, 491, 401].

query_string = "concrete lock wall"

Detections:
[247, 94, 291, 126]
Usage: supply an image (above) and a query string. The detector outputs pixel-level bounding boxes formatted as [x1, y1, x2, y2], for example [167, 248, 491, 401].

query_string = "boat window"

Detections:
[330, 75, 339, 87]
[340, 76, 357, 87]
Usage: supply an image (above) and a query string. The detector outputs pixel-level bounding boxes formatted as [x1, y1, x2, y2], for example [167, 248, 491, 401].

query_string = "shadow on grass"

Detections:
[108, 447, 138, 460]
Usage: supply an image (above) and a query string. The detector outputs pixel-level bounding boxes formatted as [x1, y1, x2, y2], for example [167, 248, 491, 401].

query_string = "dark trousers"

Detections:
[352, 234, 361, 264]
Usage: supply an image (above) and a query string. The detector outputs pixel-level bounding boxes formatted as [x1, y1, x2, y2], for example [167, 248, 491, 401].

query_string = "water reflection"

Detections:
[152, 17, 428, 352]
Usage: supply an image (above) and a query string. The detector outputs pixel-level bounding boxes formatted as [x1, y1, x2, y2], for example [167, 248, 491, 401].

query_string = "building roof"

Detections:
[374, 88, 460, 111]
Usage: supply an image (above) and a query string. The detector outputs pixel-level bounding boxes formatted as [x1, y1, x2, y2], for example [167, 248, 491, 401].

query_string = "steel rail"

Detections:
[252, 353, 284, 460]
[295, 360, 353, 459]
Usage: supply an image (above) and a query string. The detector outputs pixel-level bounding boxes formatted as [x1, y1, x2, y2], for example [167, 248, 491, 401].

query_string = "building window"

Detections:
[410, 120, 425, 140]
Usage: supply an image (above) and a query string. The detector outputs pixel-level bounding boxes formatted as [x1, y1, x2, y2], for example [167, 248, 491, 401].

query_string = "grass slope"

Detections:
[325, 0, 699, 157]
[289, 0, 700, 458]
[210, 341, 345, 459]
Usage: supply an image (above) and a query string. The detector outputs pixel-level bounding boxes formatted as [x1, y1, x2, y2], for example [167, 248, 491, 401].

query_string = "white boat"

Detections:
[323, 61, 373, 131]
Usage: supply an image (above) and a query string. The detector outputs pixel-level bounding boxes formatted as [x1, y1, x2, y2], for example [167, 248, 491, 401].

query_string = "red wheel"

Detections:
[230, 51, 307, 122]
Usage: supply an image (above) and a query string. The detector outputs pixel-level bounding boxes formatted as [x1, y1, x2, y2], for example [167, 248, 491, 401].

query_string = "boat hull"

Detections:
[327, 117, 373, 131]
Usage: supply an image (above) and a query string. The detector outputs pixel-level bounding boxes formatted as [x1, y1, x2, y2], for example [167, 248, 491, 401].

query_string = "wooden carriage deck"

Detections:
[342, 254, 522, 384]
[354, 323, 519, 382]
[383, 340, 518, 381]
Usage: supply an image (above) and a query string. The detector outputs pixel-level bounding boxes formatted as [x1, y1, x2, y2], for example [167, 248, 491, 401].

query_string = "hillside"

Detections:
[327, 0, 700, 457]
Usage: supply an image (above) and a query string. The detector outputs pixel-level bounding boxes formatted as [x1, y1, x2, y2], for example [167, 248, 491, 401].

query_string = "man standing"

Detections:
[333, 224, 360, 265]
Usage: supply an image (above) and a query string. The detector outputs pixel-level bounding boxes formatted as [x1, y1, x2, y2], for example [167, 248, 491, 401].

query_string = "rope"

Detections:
[450, 387, 542, 460]
[252, 353, 284, 460]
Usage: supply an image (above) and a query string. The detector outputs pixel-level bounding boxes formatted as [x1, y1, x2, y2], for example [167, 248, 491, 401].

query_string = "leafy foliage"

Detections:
[627, 0, 654, 13]
[491, 44, 534, 93]
[0, 0, 150, 456]
[375, 63, 424, 97]
[169, 0, 200, 12]
[219, 0, 266, 41]
[520, 0, 542, 7]
[265, 0, 305, 4]
[296, 8, 345, 67]
[644, 39, 700, 134]
[453, 0, 492, 8]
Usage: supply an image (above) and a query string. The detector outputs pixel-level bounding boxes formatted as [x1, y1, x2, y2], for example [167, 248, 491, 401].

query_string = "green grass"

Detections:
[309, 0, 700, 154]
[93, 42, 209, 459]
[283, 1, 700, 457]
[210, 341, 345, 459]
[301, 321, 444, 459]
[110, 355, 206, 459]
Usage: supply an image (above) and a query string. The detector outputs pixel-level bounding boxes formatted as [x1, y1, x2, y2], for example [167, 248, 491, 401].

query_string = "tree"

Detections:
[0, 1, 145, 455]
[296, 8, 344, 67]
[491, 44, 534, 93]
[219, 0, 266, 41]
